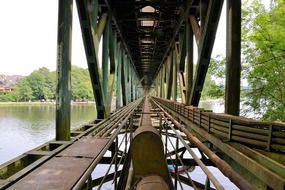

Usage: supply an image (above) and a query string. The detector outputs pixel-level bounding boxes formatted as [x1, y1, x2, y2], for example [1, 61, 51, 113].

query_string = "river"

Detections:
[0, 103, 96, 164]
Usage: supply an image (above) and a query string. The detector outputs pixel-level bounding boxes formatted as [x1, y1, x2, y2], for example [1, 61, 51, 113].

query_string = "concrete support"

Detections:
[55, 0, 73, 141]
[185, 20, 193, 105]
[225, 0, 241, 116]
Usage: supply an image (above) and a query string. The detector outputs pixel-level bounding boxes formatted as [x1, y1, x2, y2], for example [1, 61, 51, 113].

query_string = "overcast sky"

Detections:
[0, 0, 250, 76]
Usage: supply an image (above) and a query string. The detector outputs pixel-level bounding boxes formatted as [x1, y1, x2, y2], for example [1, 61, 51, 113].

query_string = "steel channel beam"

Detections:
[116, 43, 122, 109]
[172, 48, 177, 101]
[76, 0, 106, 119]
[102, 16, 110, 109]
[185, 20, 193, 105]
[55, 0, 73, 141]
[166, 53, 173, 99]
[189, 0, 224, 106]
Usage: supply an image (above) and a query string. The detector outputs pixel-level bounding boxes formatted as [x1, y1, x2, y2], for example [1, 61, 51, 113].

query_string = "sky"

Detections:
[0, 0, 266, 76]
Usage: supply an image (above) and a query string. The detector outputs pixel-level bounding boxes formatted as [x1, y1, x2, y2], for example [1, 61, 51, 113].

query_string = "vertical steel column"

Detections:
[163, 64, 167, 98]
[102, 17, 110, 100]
[121, 53, 127, 106]
[159, 71, 163, 98]
[160, 69, 163, 98]
[167, 53, 173, 100]
[126, 59, 130, 103]
[172, 48, 177, 101]
[178, 30, 186, 103]
[130, 68, 134, 102]
[106, 28, 116, 114]
[186, 20, 194, 105]
[116, 44, 122, 109]
[225, 0, 241, 116]
[55, 0, 73, 141]
[200, 0, 208, 34]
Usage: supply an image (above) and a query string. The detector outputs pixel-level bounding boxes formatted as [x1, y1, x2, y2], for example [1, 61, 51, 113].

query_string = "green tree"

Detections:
[26, 67, 55, 100]
[242, 0, 285, 121]
[13, 79, 34, 101]
[201, 56, 225, 100]
[71, 66, 93, 101]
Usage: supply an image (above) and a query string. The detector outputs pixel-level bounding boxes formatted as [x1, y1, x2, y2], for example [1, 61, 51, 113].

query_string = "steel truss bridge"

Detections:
[1, 0, 285, 190]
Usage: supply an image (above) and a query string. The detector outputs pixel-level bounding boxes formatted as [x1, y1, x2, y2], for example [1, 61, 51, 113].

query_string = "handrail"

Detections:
[152, 97, 285, 152]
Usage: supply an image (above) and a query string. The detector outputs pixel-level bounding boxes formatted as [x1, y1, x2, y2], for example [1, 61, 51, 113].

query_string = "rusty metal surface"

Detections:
[137, 175, 169, 190]
[140, 98, 152, 127]
[8, 138, 111, 190]
[58, 138, 110, 158]
[8, 157, 92, 190]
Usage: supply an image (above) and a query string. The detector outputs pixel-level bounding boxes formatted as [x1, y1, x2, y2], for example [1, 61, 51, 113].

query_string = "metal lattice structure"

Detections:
[1, 0, 285, 190]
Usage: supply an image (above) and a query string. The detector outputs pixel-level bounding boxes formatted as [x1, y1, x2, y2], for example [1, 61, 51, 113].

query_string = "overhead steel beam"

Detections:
[55, 0, 73, 141]
[76, 0, 106, 119]
[152, 0, 193, 86]
[103, 0, 140, 81]
[189, 0, 224, 106]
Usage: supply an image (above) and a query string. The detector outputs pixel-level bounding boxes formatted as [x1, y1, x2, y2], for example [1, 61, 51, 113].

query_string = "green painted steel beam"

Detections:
[189, 0, 224, 106]
[55, 0, 73, 141]
[76, 0, 106, 119]
[116, 43, 122, 109]
[225, 0, 241, 116]
[179, 30, 186, 72]
[102, 16, 110, 101]
[186, 20, 193, 105]
[166, 53, 173, 100]
[172, 48, 177, 101]
[121, 53, 127, 106]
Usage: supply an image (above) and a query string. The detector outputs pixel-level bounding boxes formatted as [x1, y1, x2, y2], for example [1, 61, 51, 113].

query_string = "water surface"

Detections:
[0, 103, 96, 164]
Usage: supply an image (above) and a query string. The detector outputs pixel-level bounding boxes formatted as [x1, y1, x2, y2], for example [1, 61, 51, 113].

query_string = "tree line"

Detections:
[0, 66, 93, 102]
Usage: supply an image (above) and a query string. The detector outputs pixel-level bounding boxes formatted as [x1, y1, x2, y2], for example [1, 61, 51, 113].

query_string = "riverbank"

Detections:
[0, 101, 95, 106]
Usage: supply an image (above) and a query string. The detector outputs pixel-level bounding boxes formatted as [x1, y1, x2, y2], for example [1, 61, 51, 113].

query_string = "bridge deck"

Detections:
[8, 138, 110, 190]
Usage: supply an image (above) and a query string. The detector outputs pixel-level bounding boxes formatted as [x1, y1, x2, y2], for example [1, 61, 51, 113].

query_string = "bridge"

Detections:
[1, 0, 285, 190]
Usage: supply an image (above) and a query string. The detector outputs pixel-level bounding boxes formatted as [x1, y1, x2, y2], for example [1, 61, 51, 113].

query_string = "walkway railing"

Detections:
[153, 97, 285, 152]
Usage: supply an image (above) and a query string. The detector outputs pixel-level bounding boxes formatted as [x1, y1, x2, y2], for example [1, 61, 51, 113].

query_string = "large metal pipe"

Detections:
[152, 99, 253, 190]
